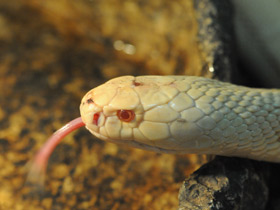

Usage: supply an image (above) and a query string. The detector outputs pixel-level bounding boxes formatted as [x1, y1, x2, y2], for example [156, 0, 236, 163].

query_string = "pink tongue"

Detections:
[32, 117, 85, 174]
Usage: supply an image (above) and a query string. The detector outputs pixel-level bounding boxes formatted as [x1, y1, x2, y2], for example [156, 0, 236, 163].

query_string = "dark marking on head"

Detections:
[87, 98, 94, 104]
[133, 81, 142, 86]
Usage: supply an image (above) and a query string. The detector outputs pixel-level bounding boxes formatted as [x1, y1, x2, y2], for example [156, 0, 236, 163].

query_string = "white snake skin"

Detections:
[80, 76, 280, 162]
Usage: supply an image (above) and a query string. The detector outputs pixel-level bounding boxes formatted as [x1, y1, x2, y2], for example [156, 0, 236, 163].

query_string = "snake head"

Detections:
[80, 77, 142, 138]
[79, 75, 188, 152]
[80, 76, 147, 147]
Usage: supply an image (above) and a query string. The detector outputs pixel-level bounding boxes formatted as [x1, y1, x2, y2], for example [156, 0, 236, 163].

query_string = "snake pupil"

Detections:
[117, 110, 135, 122]
[93, 113, 100, 125]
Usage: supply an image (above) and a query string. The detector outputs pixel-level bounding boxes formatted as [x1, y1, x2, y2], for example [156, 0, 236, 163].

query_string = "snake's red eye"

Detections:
[117, 110, 135, 122]
[93, 113, 100, 125]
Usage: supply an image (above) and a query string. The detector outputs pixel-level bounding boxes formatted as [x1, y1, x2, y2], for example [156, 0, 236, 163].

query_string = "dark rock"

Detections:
[178, 157, 270, 210]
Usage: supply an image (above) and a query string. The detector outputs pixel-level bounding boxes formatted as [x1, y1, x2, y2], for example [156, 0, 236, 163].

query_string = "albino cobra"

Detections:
[30, 75, 280, 176]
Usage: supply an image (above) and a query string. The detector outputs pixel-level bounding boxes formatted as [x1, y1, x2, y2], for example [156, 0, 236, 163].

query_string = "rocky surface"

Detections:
[178, 157, 270, 210]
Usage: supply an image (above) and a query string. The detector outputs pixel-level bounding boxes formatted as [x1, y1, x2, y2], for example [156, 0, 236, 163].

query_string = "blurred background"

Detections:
[1, 0, 280, 209]
[0, 1, 209, 209]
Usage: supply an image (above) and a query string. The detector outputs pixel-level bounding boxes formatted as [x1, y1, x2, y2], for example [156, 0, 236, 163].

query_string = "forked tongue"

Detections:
[27, 117, 85, 186]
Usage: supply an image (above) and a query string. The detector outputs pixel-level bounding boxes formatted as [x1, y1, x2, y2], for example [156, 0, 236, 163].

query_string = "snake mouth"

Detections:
[87, 127, 180, 154]
[108, 139, 181, 154]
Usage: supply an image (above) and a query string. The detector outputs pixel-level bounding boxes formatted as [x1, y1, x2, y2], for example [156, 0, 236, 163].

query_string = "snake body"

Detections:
[80, 76, 280, 162]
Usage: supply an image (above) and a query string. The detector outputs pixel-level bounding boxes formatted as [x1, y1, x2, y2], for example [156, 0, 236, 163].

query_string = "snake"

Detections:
[30, 75, 280, 176]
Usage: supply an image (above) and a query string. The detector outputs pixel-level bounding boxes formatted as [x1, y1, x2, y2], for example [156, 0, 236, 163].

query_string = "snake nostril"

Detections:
[87, 98, 94, 104]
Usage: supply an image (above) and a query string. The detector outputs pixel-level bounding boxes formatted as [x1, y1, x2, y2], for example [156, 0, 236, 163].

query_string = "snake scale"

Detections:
[31, 75, 280, 175]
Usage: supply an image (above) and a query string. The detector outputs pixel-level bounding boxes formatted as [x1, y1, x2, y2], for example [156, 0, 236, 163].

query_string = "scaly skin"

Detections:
[80, 76, 280, 162]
